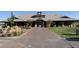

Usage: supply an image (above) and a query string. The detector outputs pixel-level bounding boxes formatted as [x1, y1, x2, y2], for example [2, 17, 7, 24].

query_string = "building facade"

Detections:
[1, 12, 79, 28]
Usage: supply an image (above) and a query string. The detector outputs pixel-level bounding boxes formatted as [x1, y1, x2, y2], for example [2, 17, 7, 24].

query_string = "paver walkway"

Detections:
[0, 28, 72, 48]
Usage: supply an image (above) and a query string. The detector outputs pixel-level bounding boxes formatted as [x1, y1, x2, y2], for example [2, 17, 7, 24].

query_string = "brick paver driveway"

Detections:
[0, 28, 72, 48]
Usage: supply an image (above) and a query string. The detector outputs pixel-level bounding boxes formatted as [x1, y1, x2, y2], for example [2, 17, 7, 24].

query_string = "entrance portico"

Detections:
[32, 19, 47, 28]
[31, 12, 47, 28]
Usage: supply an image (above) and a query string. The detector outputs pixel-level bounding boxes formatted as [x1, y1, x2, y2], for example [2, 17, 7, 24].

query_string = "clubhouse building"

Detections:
[0, 12, 79, 28]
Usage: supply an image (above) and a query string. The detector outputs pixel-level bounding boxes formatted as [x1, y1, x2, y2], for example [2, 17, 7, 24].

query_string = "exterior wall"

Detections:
[0, 20, 78, 28]
[52, 21, 77, 27]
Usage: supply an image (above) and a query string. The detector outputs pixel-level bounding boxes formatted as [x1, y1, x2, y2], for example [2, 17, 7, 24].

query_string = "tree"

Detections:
[7, 11, 18, 27]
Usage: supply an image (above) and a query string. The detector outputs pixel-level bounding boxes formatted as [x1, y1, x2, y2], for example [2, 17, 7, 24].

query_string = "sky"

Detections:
[0, 11, 79, 20]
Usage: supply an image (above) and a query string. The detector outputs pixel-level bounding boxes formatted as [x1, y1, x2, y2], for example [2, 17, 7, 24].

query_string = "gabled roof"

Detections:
[60, 16, 70, 18]
[14, 14, 79, 21]
[53, 18, 77, 21]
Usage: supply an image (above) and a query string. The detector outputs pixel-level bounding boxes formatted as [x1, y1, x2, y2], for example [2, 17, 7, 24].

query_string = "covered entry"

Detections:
[32, 19, 47, 28]
[31, 12, 47, 28]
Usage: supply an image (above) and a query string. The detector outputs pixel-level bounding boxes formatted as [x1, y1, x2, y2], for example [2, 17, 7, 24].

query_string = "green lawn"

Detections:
[49, 27, 79, 38]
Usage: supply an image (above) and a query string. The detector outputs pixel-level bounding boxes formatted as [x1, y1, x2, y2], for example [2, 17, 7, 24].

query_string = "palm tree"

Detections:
[7, 11, 18, 27]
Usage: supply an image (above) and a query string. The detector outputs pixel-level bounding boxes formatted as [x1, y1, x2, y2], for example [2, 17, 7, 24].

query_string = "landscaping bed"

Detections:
[0, 26, 26, 37]
[49, 27, 79, 39]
